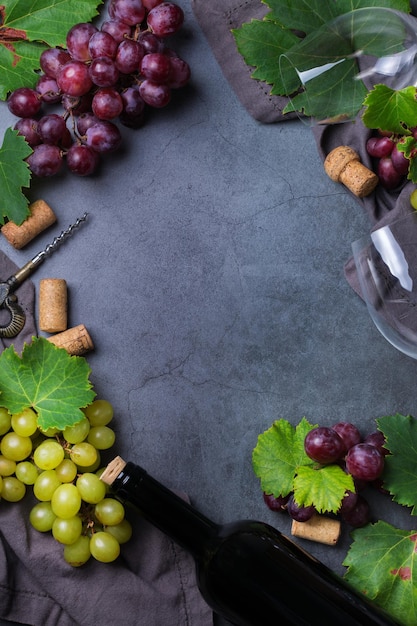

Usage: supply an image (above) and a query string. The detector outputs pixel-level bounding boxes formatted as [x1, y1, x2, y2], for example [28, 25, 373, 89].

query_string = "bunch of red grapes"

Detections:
[263, 421, 389, 529]
[7, 1, 190, 177]
[366, 131, 412, 190]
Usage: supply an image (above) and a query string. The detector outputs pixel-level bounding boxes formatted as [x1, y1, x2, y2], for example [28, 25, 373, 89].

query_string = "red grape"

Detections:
[366, 136, 394, 158]
[345, 443, 384, 482]
[263, 492, 290, 513]
[287, 495, 315, 522]
[40, 47, 71, 79]
[147, 2, 184, 37]
[377, 157, 404, 190]
[27, 144, 63, 177]
[332, 422, 361, 453]
[139, 80, 171, 107]
[57, 61, 93, 97]
[340, 495, 370, 527]
[140, 52, 171, 83]
[89, 57, 120, 87]
[66, 23, 98, 61]
[14, 118, 41, 147]
[92, 88, 123, 120]
[391, 144, 409, 176]
[88, 31, 118, 59]
[304, 426, 345, 464]
[8, 87, 41, 118]
[66, 144, 100, 176]
[85, 121, 122, 153]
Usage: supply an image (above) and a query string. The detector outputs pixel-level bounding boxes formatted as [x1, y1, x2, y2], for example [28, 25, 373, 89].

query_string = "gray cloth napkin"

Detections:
[0, 251, 212, 626]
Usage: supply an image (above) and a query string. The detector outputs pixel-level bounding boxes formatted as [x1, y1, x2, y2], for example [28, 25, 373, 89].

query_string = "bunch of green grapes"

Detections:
[0, 399, 132, 566]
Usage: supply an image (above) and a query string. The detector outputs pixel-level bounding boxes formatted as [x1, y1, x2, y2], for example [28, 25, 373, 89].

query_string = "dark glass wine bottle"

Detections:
[100, 457, 398, 626]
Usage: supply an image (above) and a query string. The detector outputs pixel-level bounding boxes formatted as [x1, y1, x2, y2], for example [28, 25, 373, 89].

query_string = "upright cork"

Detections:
[324, 146, 378, 197]
[39, 278, 68, 333]
[1, 199, 57, 248]
[47, 324, 94, 356]
[291, 514, 341, 546]
[101, 456, 127, 486]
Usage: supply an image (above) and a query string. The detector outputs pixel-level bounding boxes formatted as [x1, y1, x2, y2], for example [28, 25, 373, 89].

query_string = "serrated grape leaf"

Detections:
[396, 136, 417, 182]
[252, 417, 316, 497]
[0, 127, 32, 225]
[362, 85, 417, 135]
[0, 337, 95, 430]
[293, 464, 354, 514]
[0, 0, 103, 99]
[343, 520, 417, 625]
[232, 0, 411, 120]
[377, 414, 417, 514]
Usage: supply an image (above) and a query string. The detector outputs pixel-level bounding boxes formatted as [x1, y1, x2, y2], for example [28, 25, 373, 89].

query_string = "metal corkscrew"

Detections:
[0, 212, 88, 338]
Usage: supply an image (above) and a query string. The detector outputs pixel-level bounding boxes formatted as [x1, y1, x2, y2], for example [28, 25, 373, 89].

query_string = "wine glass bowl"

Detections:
[352, 212, 417, 359]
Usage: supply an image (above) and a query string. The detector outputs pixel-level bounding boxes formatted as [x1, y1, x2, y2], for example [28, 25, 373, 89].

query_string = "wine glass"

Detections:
[278, 7, 417, 125]
[351, 212, 417, 359]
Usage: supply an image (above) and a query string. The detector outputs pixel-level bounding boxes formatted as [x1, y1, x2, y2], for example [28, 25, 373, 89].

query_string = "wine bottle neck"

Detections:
[109, 461, 218, 559]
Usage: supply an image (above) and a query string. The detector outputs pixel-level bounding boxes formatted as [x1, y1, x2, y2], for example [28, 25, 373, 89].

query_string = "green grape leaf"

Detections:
[362, 85, 417, 135]
[377, 414, 417, 514]
[0, 0, 103, 99]
[0, 337, 95, 431]
[232, 0, 411, 120]
[293, 464, 354, 514]
[343, 520, 417, 625]
[0, 127, 32, 225]
[252, 417, 317, 497]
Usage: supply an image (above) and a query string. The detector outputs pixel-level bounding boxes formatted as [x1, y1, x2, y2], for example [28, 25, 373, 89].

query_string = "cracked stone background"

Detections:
[2, 2, 417, 625]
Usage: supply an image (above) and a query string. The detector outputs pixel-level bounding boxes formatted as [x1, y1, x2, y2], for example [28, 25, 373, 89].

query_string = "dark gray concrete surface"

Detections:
[2, 1, 417, 625]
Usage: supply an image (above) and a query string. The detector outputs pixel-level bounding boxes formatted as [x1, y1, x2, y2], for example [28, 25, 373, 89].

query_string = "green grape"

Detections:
[410, 188, 417, 210]
[94, 498, 125, 526]
[0, 475, 3, 494]
[90, 531, 120, 563]
[0, 432, 32, 462]
[52, 515, 83, 544]
[76, 472, 106, 504]
[0, 455, 16, 476]
[51, 483, 82, 518]
[55, 459, 78, 483]
[104, 519, 132, 544]
[34, 470, 62, 501]
[76, 451, 101, 473]
[33, 439, 65, 470]
[87, 426, 115, 450]
[11, 408, 38, 437]
[0, 408, 11, 435]
[1, 476, 26, 502]
[63, 534, 91, 566]
[29, 501, 56, 532]
[84, 399, 113, 427]
[70, 442, 98, 468]
[15, 461, 39, 485]
[63, 417, 90, 444]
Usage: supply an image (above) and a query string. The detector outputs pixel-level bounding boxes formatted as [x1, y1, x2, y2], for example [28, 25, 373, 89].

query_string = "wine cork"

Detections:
[291, 514, 341, 546]
[1, 199, 57, 248]
[39, 278, 68, 333]
[324, 146, 378, 197]
[101, 456, 127, 486]
[47, 324, 94, 356]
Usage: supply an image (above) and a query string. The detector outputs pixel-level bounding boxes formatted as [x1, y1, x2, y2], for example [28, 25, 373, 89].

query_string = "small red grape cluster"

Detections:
[365, 131, 411, 190]
[7, 1, 190, 178]
[263, 421, 388, 529]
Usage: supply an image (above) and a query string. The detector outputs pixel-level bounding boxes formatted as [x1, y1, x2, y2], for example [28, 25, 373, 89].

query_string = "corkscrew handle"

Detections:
[0, 212, 88, 338]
